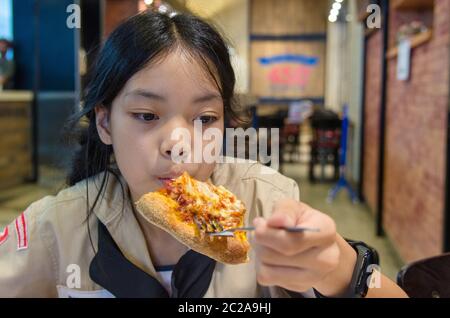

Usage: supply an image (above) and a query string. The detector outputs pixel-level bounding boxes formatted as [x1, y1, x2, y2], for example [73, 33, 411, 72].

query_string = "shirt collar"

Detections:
[76, 168, 157, 277]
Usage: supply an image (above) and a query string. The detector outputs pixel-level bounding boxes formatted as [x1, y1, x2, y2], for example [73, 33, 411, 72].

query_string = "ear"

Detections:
[95, 105, 112, 145]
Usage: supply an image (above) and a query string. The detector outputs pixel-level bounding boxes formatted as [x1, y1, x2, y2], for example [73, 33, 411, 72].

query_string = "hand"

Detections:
[252, 198, 342, 294]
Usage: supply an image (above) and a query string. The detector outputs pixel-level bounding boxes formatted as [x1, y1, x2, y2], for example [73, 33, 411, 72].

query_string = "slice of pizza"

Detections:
[135, 172, 250, 264]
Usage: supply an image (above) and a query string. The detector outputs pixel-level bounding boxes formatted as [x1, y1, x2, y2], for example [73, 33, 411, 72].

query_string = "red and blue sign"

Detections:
[258, 54, 319, 90]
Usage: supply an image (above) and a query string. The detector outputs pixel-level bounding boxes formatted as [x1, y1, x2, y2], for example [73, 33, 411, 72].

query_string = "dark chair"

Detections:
[397, 253, 450, 298]
[308, 109, 341, 183]
[281, 123, 301, 163]
[256, 110, 288, 170]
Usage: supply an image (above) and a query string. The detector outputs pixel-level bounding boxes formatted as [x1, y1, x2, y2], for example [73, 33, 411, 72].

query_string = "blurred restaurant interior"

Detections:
[1, 0, 450, 295]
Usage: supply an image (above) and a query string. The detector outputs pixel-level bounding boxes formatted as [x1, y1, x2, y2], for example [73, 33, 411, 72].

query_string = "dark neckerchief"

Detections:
[89, 220, 216, 298]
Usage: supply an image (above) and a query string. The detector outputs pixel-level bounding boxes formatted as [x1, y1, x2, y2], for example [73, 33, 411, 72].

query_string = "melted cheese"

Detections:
[159, 171, 245, 229]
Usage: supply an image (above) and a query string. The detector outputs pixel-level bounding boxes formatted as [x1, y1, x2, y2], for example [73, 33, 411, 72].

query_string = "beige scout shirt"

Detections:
[0, 159, 304, 298]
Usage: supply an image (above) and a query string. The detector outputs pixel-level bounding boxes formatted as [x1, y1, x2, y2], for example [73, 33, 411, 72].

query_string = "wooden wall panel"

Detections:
[0, 101, 32, 189]
[251, 0, 328, 34]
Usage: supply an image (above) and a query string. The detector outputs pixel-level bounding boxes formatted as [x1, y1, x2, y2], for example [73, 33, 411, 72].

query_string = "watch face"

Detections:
[352, 243, 379, 298]
[358, 246, 378, 297]
[336, 240, 380, 298]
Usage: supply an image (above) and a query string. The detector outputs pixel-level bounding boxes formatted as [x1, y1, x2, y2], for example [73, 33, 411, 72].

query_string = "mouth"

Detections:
[156, 178, 175, 188]
[157, 177, 175, 182]
[157, 172, 183, 184]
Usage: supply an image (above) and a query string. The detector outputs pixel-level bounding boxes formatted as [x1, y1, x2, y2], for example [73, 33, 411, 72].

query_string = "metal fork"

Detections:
[193, 215, 320, 237]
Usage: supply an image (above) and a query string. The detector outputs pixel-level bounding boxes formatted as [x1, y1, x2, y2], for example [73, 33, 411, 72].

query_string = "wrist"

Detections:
[313, 235, 357, 297]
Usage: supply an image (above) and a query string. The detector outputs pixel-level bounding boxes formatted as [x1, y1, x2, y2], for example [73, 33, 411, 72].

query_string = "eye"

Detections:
[196, 115, 218, 125]
[133, 113, 160, 122]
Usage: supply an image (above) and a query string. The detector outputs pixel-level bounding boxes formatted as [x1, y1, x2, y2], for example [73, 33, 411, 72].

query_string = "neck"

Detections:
[133, 206, 188, 267]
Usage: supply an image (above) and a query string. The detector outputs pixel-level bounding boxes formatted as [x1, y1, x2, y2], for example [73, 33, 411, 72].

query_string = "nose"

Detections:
[164, 147, 184, 157]
[159, 121, 191, 161]
[161, 139, 190, 162]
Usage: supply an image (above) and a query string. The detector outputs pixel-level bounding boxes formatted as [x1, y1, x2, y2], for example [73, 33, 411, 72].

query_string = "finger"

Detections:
[253, 203, 337, 255]
[253, 219, 325, 256]
[256, 243, 340, 275]
[256, 262, 318, 292]
[266, 211, 296, 228]
[267, 200, 300, 228]
[269, 200, 314, 226]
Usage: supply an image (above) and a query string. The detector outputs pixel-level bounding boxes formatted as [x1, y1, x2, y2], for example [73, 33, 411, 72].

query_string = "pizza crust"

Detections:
[135, 192, 250, 265]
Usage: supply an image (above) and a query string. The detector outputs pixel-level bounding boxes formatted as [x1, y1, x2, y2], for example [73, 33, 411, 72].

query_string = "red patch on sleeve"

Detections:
[0, 226, 8, 246]
[15, 213, 28, 250]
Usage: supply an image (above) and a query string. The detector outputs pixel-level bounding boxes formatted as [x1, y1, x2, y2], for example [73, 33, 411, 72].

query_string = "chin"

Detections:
[130, 182, 160, 201]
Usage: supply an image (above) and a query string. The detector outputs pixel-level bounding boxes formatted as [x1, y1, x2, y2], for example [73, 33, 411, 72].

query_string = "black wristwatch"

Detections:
[314, 239, 380, 298]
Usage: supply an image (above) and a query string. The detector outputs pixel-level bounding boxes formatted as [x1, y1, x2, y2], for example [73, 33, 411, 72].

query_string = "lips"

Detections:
[157, 174, 182, 180]
[157, 171, 184, 184]
[157, 177, 174, 184]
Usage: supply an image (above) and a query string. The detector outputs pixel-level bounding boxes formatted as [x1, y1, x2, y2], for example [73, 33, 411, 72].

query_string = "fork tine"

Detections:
[198, 215, 209, 231]
[205, 218, 214, 232]
[211, 220, 223, 232]
[193, 215, 203, 231]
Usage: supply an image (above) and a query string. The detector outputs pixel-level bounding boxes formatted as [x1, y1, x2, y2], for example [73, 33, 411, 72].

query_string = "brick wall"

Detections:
[103, 0, 139, 38]
[388, 11, 433, 47]
[363, 30, 383, 215]
[383, 0, 450, 262]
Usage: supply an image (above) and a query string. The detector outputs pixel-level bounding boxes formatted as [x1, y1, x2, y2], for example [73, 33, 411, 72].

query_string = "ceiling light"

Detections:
[332, 3, 342, 10]
[330, 8, 339, 16]
[328, 15, 337, 23]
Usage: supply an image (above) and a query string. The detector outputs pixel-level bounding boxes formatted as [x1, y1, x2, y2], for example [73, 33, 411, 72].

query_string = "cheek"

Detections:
[109, 116, 159, 186]
[192, 120, 224, 181]
[202, 118, 224, 141]
[193, 163, 216, 182]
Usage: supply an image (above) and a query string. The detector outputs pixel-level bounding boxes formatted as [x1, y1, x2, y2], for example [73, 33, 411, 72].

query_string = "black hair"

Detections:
[64, 11, 243, 251]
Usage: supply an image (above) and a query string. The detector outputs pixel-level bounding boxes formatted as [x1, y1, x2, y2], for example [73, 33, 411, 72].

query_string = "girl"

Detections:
[0, 11, 406, 298]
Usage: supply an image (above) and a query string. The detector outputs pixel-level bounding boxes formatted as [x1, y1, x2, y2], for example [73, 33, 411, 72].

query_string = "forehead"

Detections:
[122, 50, 221, 98]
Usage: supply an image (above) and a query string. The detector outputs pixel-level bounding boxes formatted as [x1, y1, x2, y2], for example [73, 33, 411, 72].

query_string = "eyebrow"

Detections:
[125, 89, 166, 101]
[192, 93, 222, 104]
[125, 89, 222, 104]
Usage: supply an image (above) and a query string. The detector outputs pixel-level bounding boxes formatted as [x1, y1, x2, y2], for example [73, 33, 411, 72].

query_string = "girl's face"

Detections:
[96, 51, 225, 201]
